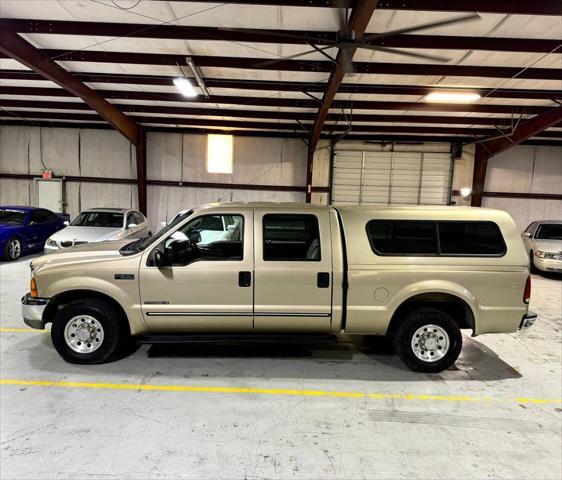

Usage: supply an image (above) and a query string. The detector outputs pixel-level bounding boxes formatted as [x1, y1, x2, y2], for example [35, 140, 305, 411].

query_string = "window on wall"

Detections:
[207, 134, 233, 174]
[366, 220, 506, 256]
[263, 214, 321, 261]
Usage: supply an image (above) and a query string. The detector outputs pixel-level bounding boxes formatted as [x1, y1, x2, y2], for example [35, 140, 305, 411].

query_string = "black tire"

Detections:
[51, 299, 125, 364]
[393, 307, 462, 373]
[3, 237, 22, 261]
[529, 251, 539, 274]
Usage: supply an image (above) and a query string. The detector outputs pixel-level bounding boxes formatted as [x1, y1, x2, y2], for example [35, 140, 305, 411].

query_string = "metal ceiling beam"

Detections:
[471, 104, 562, 207]
[5, 99, 556, 127]
[158, 0, 562, 15]
[0, 23, 138, 144]
[306, 0, 379, 202]
[7, 109, 562, 137]
[0, 22, 148, 212]
[3, 50, 560, 80]
[2, 70, 560, 100]
[3, 19, 559, 54]
[1, 89, 553, 115]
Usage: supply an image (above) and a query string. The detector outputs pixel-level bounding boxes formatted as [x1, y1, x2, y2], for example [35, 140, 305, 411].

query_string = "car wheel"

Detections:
[393, 307, 462, 373]
[3, 237, 22, 261]
[529, 250, 539, 273]
[51, 299, 125, 364]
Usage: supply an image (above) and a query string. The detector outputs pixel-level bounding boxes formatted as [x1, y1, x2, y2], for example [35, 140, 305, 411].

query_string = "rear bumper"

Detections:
[519, 311, 537, 330]
[21, 293, 49, 330]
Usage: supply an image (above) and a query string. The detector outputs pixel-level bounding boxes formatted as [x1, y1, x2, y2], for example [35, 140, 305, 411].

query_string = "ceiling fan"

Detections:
[220, 7, 481, 72]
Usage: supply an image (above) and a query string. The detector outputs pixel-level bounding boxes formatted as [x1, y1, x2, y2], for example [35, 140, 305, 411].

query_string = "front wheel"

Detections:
[393, 308, 462, 373]
[529, 251, 539, 274]
[3, 237, 22, 261]
[51, 299, 125, 364]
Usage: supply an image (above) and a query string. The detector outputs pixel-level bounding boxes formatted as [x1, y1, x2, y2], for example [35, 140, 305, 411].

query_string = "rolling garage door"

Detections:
[331, 148, 453, 206]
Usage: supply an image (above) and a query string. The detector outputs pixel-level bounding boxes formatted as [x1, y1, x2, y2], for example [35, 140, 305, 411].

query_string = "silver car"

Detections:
[522, 220, 562, 273]
[44, 208, 150, 253]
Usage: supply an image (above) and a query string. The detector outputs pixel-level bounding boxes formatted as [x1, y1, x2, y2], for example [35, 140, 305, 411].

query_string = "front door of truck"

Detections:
[253, 209, 333, 332]
[139, 210, 254, 332]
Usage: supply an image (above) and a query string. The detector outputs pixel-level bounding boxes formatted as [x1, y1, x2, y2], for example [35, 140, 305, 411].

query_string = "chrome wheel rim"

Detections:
[411, 324, 449, 363]
[64, 315, 104, 354]
[8, 239, 21, 259]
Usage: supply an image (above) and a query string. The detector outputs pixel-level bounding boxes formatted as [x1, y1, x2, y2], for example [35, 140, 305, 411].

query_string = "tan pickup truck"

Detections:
[22, 203, 536, 373]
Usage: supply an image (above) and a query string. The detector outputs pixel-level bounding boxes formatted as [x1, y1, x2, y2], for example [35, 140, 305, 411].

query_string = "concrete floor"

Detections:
[1, 254, 561, 480]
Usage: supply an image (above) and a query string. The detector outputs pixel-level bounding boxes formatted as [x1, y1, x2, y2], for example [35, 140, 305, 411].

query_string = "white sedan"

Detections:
[522, 220, 562, 273]
[44, 208, 150, 253]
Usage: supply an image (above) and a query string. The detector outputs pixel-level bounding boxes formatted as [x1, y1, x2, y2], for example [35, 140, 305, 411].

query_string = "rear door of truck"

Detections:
[253, 207, 333, 332]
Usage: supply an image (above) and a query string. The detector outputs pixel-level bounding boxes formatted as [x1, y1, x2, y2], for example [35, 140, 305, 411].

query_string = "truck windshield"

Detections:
[120, 209, 193, 255]
[535, 224, 562, 240]
[0, 209, 26, 225]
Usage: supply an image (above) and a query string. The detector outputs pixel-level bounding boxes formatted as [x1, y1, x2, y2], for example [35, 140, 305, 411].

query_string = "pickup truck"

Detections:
[22, 203, 536, 373]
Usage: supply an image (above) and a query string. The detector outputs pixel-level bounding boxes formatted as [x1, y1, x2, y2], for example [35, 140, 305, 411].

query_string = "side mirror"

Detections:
[522, 232, 531, 238]
[63, 220, 70, 226]
[127, 223, 137, 229]
[153, 249, 167, 268]
[188, 231, 202, 244]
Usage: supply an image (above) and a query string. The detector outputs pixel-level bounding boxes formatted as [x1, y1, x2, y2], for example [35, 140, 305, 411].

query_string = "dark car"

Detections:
[0, 206, 70, 261]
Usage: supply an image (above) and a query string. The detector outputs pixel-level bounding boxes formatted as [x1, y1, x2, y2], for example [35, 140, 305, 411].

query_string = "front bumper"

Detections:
[21, 293, 49, 329]
[534, 256, 562, 273]
[43, 244, 59, 253]
[519, 311, 537, 330]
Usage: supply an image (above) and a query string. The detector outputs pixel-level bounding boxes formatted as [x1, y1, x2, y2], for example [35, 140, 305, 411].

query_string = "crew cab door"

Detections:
[139, 210, 254, 332]
[253, 209, 333, 332]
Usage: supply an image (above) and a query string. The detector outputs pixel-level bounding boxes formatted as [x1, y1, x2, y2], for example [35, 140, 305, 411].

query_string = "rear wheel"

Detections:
[393, 307, 462, 373]
[3, 237, 22, 261]
[51, 299, 126, 364]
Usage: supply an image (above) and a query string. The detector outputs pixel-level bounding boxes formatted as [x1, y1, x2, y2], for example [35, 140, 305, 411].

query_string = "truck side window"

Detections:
[161, 214, 244, 265]
[367, 220, 437, 255]
[263, 214, 320, 261]
[438, 222, 506, 255]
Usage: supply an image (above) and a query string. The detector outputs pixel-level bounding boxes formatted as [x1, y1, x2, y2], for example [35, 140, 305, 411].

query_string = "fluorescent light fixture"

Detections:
[424, 92, 481, 103]
[460, 187, 472, 197]
[173, 77, 197, 98]
[207, 134, 233, 174]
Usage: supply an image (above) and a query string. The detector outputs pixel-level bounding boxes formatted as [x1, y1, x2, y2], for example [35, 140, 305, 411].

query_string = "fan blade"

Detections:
[359, 13, 481, 43]
[253, 45, 335, 67]
[218, 27, 329, 45]
[356, 44, 451, 63]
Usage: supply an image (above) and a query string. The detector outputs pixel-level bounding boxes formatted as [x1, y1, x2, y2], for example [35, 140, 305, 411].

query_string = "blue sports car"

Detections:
[0, 206, 70, 261]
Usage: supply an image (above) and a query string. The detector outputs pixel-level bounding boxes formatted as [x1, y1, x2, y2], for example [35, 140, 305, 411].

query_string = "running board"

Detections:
[136, 333, 338, 345]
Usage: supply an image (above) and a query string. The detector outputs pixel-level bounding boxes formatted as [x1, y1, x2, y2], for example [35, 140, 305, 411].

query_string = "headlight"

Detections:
[535, 250, 545, 258]
[46, 239, 58, 247]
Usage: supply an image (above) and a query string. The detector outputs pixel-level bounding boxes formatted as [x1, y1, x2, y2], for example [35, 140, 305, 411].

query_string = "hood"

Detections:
[32, 239, 132, 273]
[49, 226, 122, 243]
[534, 239, 562, 252]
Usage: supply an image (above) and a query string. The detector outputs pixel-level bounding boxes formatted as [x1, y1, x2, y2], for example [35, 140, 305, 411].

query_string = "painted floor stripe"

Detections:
[0, 328, 49, 333]
[1, 379, 561, 405]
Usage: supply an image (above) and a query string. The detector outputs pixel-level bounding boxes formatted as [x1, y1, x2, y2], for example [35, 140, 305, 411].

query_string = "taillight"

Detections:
[30, 277, 38, 298]
[523, 275, 531, 304]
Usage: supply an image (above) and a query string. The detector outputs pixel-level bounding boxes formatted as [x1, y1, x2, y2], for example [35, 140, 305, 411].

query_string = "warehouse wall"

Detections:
[0, 126, 308, 227]
[482, 145, 562, 230]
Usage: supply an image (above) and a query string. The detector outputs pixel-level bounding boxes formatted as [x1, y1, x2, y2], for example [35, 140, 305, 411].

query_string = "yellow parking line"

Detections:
[0, 328, 49, 333]
[1, 379, 560, 405]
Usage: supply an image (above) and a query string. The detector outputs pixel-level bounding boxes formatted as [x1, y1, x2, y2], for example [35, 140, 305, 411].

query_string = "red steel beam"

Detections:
[3, 70, 559, 101]
[2, 50, 560, 80]
[160, 0, 562, 15]
[471, 104, 562, 206]
[0, 22, 138, 144]
[3, 18, 559, 54]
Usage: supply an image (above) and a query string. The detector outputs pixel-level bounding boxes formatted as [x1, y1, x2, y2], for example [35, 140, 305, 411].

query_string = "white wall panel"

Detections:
[79, 130, 135, 179]
[483, 145, 562, 230]
[0, 179, 32, 205]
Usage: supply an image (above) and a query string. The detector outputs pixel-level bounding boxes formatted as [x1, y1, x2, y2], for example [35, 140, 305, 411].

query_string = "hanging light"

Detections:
[173, 77, 197, 98]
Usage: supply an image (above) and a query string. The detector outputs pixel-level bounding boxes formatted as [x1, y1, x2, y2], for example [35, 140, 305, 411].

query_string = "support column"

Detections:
[471, 144, 489, 207]
[136, 126, 148, 214]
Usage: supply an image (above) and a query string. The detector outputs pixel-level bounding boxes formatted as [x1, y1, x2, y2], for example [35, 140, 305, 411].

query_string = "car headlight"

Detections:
[46, 239, 58, 247]
[535, 250, 545, 258]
